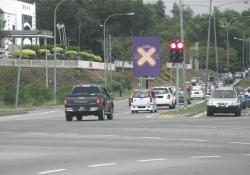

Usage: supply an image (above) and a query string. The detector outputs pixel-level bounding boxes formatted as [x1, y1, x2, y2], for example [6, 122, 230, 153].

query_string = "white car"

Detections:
[152, 86, 175, 109]
[207, 87, 241, 116]
[191, 90, 204, 100]
[192, 85, 202, 91]
[131, 89, 157, 113]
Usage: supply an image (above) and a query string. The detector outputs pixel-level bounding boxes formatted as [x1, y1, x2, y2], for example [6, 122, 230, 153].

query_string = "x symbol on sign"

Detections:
[137, 47, 157, 66]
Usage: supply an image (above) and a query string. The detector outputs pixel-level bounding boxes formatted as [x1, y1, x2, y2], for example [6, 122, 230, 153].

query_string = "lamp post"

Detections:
[103, 12, 135, 88]
[234, 36, 250, 68]
[53, 0, 74, 104]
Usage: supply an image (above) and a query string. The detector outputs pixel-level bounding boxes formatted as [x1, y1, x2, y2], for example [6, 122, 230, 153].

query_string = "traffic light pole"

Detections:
[176, 63, 180, 112]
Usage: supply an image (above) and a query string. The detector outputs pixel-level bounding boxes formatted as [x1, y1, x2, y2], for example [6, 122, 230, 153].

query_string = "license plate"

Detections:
[79, 107, 85, 111]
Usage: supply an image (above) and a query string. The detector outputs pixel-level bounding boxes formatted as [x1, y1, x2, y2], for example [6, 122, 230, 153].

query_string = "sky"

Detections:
[145, 0, 250, 16]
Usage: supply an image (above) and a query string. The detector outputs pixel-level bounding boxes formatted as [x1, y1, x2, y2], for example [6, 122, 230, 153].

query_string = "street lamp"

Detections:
[103, 12, 135, 88]
[234, 36, 250, 68]
[53, 0, 74, 104]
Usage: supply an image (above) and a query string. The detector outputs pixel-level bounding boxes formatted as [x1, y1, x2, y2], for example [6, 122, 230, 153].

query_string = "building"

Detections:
[0, 0, 36, 49]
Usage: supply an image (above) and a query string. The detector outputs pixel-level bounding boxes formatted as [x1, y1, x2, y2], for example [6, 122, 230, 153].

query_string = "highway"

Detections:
[0, 99, 250, 175]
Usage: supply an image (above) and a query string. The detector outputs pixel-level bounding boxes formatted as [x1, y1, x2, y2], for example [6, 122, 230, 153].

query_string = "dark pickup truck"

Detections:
[64, 85, 114, 121]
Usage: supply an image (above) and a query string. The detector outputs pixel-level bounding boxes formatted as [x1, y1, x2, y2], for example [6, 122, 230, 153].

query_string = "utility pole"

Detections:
[205, 0, 212, 98]
[179, 0, 187, 107]
[213, 7, 219, 75]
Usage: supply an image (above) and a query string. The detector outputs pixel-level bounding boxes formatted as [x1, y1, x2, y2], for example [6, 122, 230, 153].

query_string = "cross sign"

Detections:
[137, 47, 157, 67]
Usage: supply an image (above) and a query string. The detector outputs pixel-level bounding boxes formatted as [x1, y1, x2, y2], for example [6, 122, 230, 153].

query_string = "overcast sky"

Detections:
[145, 0, 250, 16]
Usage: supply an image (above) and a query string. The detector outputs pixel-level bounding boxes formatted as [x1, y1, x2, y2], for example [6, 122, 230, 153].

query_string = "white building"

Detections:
[0, 0, 36, 49]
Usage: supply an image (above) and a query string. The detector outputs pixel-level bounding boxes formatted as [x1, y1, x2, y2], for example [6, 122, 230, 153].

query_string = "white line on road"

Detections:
[88, 163, 117, 168]
[246, 110, 250, 117]
[137, 158, 166, 162]
[180, 139, 208, 142]
[190, 156, 221, 159]
[176, 125, 188, 127]
[190, 112, 206, 118]
[138, 137, 163, 140]
[145, 115, 154, 118]
[0, 131, 13, 134]
[230, 142, 250, 145]
[28, 132, 49, 135]
[37, 169, 67, 174]
[245, 154, 250, 156]
[98, 134, 119, 137]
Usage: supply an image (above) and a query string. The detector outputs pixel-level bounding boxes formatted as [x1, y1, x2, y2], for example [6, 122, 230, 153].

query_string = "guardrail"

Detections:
[0, 59, 133, 71]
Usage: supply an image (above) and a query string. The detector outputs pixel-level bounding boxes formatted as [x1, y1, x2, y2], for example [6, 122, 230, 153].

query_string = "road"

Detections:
[0, 99, 250, 175]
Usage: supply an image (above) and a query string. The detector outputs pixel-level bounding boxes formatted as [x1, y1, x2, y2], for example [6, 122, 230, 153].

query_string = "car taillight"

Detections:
[96, 96, 101, 105]
[167, 94, 171, 99]
[64, 97, 67, 106]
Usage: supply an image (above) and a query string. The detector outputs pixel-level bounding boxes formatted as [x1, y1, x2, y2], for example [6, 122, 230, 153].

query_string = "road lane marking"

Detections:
[246, 110, 250, 117]
[138, 137, 163, 140]
[190, 156, 221, 159]
[0, 132, 13, 134]
[28, 132, 49, 135]
[98, 134, 119, 137]
[137, 158, 166, 162]
[176, 125, 188, 127]
[190, 112, 206, 118]
[88, 163, 117, 168]
[145, 115, 154, 118]
[37, 169, 67, 174]
[230, 142, 250, 145]
[180, 139, 208, 142]
[245, 154, 250, 156]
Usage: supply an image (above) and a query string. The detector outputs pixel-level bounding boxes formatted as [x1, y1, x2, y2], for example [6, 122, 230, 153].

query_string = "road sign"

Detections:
[132, 37, 161, 77]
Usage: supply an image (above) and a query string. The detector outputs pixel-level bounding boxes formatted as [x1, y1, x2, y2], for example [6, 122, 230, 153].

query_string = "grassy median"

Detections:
[161, 102, 206, 118]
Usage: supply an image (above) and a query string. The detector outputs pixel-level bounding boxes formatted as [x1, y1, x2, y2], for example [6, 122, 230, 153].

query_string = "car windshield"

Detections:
[134, 91, 149, 98]
[211, 90, 236, 98]
[72, 86, 101, 94]
[152, 88, 169, 94]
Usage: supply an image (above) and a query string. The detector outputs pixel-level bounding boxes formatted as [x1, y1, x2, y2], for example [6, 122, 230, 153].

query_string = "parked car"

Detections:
[152, 86, 175, 109]
[233, 72, 243, 79]
[64, 85, 114, 121]
[206, 87, 241, 116]
[191, 90, 204, 100]
[131, 89, 157, 113]
[176, 90, 191, 104]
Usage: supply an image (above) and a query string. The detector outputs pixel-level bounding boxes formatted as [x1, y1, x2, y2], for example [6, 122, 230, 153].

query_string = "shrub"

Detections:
[52, 47, 64, 54]
[23, 45, 40, 54]
[38, 49, 50, 55]
[14, 49, 36, 57]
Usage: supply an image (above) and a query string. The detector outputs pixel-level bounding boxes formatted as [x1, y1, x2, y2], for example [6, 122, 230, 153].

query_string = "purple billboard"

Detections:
[133, 37, 161, 77]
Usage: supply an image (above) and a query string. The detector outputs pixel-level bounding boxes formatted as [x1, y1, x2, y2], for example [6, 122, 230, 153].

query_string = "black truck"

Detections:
[64, 85, 114, 121]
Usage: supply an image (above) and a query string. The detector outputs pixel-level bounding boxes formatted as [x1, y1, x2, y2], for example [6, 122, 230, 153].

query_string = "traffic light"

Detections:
[169, 41, 184, 63]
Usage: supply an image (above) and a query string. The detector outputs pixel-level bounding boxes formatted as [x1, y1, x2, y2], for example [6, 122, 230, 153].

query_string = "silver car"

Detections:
[206, 87, 241, 116]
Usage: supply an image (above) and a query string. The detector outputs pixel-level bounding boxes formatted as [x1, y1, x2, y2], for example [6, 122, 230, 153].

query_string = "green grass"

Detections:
[237, 79, 250, 89]
[161, 102, 206, 118]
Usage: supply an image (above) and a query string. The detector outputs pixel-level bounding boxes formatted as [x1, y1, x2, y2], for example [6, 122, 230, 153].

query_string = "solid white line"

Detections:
[88, 163, 117, 168]
[191, 112, 206, 118]
[190, 156, 221, 159]
[230, 142, 250, 145]
[245, 154, 250, 156]
[180, 139, 208, 142]
[145, 115, 153, 118]
[138, 137, 163, 140]
[137, 158, 166, 162]
[0, 132, 13, 134]
[37, 169, 67, 174]
[28, 132, 49, 135]
[176, 125, 188, 127]
[98, 134, 119, 137]
[246, 110, 250, 117]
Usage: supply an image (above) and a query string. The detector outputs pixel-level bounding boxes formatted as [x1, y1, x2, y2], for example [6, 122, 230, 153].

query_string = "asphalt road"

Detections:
[0, 99, 250, 175]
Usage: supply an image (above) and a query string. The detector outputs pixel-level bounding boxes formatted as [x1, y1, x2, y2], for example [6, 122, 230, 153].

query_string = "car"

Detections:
[206, 87, 241, 116]
[152, 86, 175, 109]
[192, 85, 202, 91]
[191, 90, 204, 100]
[64, 85, 114, 121]
[176, 90, 191, 105]
[233, 72, 243, 79]
[131, 89, 157, 113]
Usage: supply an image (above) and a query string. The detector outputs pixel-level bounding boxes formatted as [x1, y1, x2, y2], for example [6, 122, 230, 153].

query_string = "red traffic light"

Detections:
[177, 42, 184, 49]
[170, 42, 177, 49]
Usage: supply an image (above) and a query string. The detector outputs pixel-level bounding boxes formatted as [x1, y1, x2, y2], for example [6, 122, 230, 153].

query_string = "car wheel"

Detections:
[207, 110, 213, 116]
[98, 108, 105, 120]
[107, 107, 114, 120]
[76, 115, 82, 121]
[131, 110, 134, 114]
[66, 114, 73, 121]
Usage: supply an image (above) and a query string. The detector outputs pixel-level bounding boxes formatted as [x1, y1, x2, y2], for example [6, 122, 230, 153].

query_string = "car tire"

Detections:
[98, 108, 105, 120]
[76, 115, 82, 121]
[107, 107, 114, 120]
[207, 110, 213, 116]
[131, 110, 134, 114]
[66, 114, 73, 121]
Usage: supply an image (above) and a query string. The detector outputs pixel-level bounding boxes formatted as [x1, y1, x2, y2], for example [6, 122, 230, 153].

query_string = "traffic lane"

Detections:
[1, 126, 250, 175]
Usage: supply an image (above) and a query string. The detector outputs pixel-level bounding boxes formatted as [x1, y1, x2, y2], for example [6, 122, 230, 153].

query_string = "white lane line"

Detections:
[98, 134, 119, 137]
[37, 169, 67, 174]
[138, 137, 163, 140]
[0, 131, 13, 134]
[125, 111, 130, 114]
[190, 112, 206, 118]
[145, 115, 154, 118]
[230, 142, 250, 145]
[28, 132, 49, 135]
[190, 156, 221, 159]
[245, 110, 250, 117]
[180, 139, 208, 142]
[137, 158, 166, 162]
[88, 163, 117, 168]
[176, 125, 188, 127]
[245, 154, 250, 156]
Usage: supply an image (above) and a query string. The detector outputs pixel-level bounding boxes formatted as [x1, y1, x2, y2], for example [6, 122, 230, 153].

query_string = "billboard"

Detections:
[132, 37, 160, 77]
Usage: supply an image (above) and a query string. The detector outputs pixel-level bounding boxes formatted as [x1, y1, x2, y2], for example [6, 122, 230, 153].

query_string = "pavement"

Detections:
[0, 99, 250, 175]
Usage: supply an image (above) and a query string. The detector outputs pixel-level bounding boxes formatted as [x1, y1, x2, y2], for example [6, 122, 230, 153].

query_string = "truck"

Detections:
[64, 85, 114, 121]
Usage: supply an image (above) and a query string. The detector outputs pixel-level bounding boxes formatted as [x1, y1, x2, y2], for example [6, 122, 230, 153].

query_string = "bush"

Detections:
[23, 45, 40, 54]
[38, 49, 50, 55]
[14, 49, 36, 58]
[52, 47, 64, 54]
[79, 51, 102, 62]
